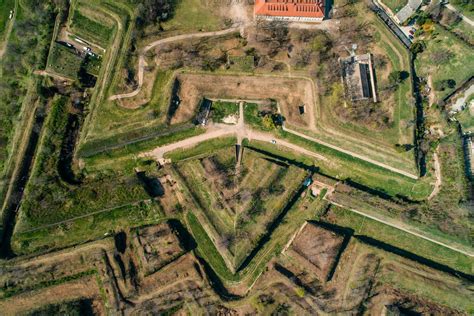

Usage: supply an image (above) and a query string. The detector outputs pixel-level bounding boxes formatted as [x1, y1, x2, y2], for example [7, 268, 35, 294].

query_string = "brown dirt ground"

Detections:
[172, 73, 313, 128]
[134, 223, 184, 275]
[290, 223, 344, 281]
[0, 276, 104, 316]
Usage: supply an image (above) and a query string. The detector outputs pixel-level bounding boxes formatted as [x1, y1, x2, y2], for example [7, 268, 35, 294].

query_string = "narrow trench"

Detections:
[0, 105, 47, 258]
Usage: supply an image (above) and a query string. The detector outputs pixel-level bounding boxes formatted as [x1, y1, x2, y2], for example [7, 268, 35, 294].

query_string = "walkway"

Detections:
[0, 0, 18, 59]
[446, 4, 474, 27]
[282, 126, 419, 179]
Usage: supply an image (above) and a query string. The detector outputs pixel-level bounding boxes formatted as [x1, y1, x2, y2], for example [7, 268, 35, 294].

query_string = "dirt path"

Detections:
[140, 123, 327, 163]
[282, 126, 419, 180]
[427, 75, 437, 106]
[109, 27, 242, 101]
[446, 4, 474, 27]
[0, 0, 18, 59]
[428, 150, 442, 200]
[34, 70, 74, 82]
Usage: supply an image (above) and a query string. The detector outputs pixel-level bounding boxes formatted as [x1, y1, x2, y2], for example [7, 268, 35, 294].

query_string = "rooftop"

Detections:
[255, 0, 326, 20]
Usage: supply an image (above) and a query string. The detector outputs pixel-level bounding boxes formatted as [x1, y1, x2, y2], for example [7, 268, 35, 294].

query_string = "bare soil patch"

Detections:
[289, 223, 344, 281]
[0, 276, 104, 316]
[134, 223, 184, 275]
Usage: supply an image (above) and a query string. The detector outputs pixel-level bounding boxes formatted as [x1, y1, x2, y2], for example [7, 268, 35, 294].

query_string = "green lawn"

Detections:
[186, 184, 327, 285]
[83, 70, 176, 147]
[47, 43, 83, 79]
[228, 55, 255, 72]
[273, 131, 432, 200]
[381, 0, 408, 13]
[416, 24, 474, 101]
[16, 96, 150, 232]
[325, 206, 473, 275]
[0, 0, 15, 39]
[70, 8, 114, 45]
[160, 0, 225, 34]
[12, 200, 164, 255]
[313, 5, 416, 175]
[165, 137, 237, 161]
[450, 0, 474, 21]
[210, 100, 239, 123]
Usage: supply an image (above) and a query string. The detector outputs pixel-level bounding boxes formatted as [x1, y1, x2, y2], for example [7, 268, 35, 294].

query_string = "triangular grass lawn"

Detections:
[175, 146, 307, 271]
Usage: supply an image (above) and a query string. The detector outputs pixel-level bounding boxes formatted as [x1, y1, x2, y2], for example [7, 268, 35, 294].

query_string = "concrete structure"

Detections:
[194, 99, 212, 126]
[394, 0, 422, 24]
[254, 0, 326, 22]
[340, 53, 378, 103]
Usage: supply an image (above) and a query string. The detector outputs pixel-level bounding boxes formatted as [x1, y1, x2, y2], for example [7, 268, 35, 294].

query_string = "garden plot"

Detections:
[416, 23, 474, 102]
[176, 146, 307, 270]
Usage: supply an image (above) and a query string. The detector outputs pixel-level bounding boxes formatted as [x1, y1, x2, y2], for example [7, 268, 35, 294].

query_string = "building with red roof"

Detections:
[254, 0, 327, 23]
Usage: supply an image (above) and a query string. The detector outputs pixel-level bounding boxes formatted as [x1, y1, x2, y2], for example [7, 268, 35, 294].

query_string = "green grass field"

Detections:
[47, 43, 83, 79]
[381, 0, 407, 13]
[456, 102, 474, 134]
[228, 55, 255, 72]
[177, 146, 307, 269]
[325, 206, 473, 275]
[0, 0, 15, 39]
[83, 70, 176, 147]
[160, 0, 225, 34]
[12, 200, 164, 255]
[270, 132, 432, 200]
[70, 7, 114, 45]
[15, 96, 150, 233]
[165, 137, 237, 161]
[210, 100, 239, 123]
[416, 24, 474, 101]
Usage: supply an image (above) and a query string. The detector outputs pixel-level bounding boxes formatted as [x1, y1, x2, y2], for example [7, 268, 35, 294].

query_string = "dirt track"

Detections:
[0, 0, 17, 59]
[108, 27, 242, 101]
[140, 123, 327, 163]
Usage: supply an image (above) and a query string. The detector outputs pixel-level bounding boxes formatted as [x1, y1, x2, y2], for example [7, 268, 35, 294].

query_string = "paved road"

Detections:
[109, 27, 241, 101]
[446, 4, 474, 27]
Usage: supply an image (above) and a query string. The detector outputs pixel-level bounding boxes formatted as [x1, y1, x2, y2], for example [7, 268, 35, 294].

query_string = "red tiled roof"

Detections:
[255, 0, 325, 19]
